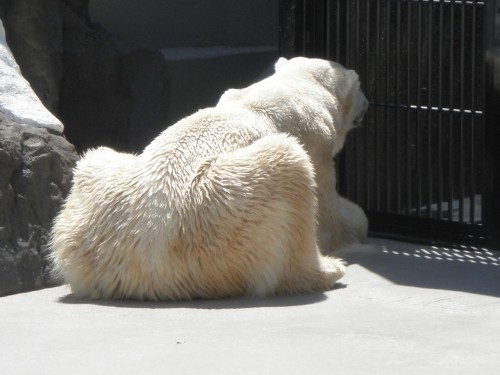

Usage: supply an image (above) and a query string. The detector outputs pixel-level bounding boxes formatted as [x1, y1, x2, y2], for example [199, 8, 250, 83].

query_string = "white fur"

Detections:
[50, 57, 368, 300]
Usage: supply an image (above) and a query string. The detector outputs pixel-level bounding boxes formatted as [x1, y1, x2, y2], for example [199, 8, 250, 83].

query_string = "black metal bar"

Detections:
[396, 1, 402, 214]
[336, 0, 340, 61]
[385, 0, 391, 213]
[406, 1, 412, 216]
[427, 0, 433, 218]
[300, 0, 306, 56]
[448, 0, 455, 221]
[403, 0, 485, 5]
[459, 3, 465, 223]
[375, 0, 381, 211]
[325, 0, 331, 59]
[302, 0, 307, 55]
[365, 0, 371, 209]
[355, 0, 361, 204]
[364, 102, 482, 114]
[437, 0, 444, 220]
[416, 0, 423, 217]
[470, 0, 477, 223]
[345, 0, 350, 66]
[343, 0, 351, 197]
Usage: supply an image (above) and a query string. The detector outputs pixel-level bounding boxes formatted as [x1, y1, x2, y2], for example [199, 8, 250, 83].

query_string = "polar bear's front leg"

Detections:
[315, 161, 368, 253]
[334, 195, 369, 245]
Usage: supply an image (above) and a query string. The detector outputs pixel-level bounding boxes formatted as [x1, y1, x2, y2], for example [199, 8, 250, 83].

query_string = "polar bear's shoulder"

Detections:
[72, 147, 137, 189]
[218, 88, 245, 104]
[78, 147, 136, 171]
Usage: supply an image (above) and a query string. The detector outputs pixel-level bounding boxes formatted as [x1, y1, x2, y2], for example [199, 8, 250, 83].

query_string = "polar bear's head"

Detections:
[275, 57, 369, 155]
[275, 57, 368, 127]
[218, 57, 368, 157]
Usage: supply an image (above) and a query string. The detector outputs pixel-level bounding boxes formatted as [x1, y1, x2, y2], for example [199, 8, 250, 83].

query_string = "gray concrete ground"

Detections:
[1, 238, 499, 375]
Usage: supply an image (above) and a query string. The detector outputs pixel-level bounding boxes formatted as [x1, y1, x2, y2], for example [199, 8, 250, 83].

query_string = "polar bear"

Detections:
[50, 57, 368, 301]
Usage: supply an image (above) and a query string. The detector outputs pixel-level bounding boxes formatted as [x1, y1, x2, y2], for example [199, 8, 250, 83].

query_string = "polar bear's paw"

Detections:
[309, 256, 346, 291]
[277, 255, 345, 295]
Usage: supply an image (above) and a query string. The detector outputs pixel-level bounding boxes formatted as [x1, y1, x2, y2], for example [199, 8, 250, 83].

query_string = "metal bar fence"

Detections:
[293, 0, 499, 247]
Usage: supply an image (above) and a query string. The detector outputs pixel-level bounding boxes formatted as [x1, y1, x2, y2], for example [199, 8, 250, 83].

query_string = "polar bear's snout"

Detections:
[353, 90, 369, 127]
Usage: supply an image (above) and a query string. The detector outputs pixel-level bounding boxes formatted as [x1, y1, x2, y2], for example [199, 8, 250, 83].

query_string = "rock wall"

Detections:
[0, 6, 78, 295]
[3, 0, 64, 115]
[0, 117, 78, 296]
[1, 0, 170, 153]
[0, 18, 63, 132]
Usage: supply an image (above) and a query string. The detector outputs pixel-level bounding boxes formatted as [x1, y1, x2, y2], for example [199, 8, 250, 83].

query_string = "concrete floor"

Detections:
[1, 238, 499, 375]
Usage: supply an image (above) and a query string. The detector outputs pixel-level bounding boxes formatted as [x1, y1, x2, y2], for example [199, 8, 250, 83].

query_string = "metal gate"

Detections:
[284, 0, 500, 248]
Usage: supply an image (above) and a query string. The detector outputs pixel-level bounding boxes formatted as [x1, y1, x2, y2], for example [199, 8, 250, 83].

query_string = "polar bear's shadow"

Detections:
[58, 285, 346, 310]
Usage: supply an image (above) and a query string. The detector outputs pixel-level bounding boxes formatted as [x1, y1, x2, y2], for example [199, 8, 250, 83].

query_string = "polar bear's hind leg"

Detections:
[184, 133, 344, 297]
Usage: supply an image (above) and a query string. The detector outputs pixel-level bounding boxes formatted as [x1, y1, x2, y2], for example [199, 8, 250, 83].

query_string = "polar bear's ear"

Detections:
[274, 57, 288, 71]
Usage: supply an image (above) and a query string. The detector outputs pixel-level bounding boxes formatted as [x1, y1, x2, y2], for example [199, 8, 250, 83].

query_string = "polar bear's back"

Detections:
[144, 107, 275, 163]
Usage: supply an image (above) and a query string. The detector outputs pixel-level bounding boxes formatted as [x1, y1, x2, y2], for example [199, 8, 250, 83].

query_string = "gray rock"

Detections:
[62, 0, 89, 19]
[0, 116, 78, 296]
[0, 18, 64, 133]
